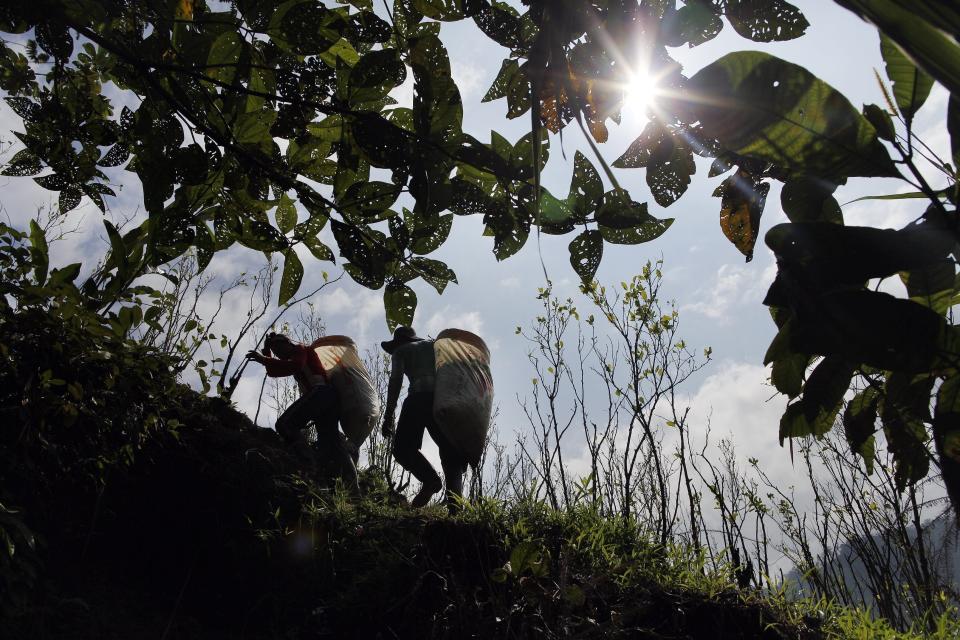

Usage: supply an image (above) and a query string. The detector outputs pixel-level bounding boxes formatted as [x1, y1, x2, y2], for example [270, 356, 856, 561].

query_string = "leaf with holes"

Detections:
[384, 281, 417, 330]
[568, 230, 602, 283]
[303, 236, 334, 262]
[275, 193, 297, 234]
[724, 0, 808, 42]
[278, 249, 303, 306]
[2, 149, 41, 176]
[717, 170, 769, 262]
[410, 256, 456, 294]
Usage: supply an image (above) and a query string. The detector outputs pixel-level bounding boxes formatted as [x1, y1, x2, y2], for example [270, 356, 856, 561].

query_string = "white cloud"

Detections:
[681, 261, 776, 322]
[423, 306, 484, 337]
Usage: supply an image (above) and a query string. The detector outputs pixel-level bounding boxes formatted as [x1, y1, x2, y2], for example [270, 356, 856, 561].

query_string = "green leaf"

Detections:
[764, 316, 809, 398]
[409, 256, 457, 294]
[765, 222, 954, 286]
[568, 230, 603, 283]
[880, 33, 934, 121]
[384, 280, 417, 330]
[862, 103, 895, 142]
[724, 0, 808, 42]
[663, 2, 723, 48]
[275, 193, 297, 234]
[410, 212, 453, 255]
[303, 236, 335, 262]
[613, 121, 665, 169]
[234, 110, 278, 146]
[779, 357, 855, 442]
[780, 177, 842, 224]
[279, 249, 303, 306]
[677, 52, 898, 179]
[195, 224, 216, 270]
[238, 219, 287, 252]
[537, 188, 573, 231]
[48, 263, 81, 287]
[566, 151, 603, 219]
[103, 219, 126, 270]
[595, 190, 649, 229]
[1, 148, 42, 176]
[28, 219, 48, 286]
[509, 541, 548, 578]
[482, 59, 520, 103]
[843, 387, 879, 473]
[269, 1, 341, 56]
[412, 0, 465, 21]
[206, 31, 243, 84]
[900, 259, 956, 315]
[646, 137, 696, 207]
[349, 48, 405, 103]
[882, 403, 929, 489]
[341, 181, 400, 221]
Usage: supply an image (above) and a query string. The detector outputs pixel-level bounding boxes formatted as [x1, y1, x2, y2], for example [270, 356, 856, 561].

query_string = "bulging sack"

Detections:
[433, 329, 493, 468]
[311, 336, 379, 447]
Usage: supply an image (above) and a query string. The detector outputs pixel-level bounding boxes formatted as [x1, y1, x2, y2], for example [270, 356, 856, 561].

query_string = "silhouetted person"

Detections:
[381, 327, 467, 508]
[246, 332, 359, 492]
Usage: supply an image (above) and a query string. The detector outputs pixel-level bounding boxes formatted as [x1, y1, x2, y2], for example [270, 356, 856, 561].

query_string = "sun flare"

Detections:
[623, 70, 659, 113]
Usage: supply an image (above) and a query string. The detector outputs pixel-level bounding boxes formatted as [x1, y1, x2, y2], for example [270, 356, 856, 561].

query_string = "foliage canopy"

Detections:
[1, 0, 960, 511]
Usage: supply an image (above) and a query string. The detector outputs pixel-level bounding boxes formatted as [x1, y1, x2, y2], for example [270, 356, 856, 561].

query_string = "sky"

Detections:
[0, 1, 953, 523]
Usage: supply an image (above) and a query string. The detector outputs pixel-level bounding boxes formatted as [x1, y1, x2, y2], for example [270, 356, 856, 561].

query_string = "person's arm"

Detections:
[382, 354, 405, 435]
[246, 347, 307, 377]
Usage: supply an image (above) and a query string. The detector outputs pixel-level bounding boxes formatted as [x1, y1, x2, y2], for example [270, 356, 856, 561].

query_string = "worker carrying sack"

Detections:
[432, 329, 493, 469]
[310, 336, 379, 448]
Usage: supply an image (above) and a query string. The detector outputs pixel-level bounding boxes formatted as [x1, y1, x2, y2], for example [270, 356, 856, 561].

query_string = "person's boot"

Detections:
[410, 477, 442, 508]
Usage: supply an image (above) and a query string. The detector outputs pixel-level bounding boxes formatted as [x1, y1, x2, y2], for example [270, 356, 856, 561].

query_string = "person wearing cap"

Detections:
[246, 332, 359, 492]
[381, 326, 466, 508]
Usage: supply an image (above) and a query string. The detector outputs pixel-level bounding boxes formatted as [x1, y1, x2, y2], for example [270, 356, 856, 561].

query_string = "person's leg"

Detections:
[427, 416, 468, 509]
[310, 387, 360, 493]
[276, 389, 318, 459]
[393, 393, 442, 506]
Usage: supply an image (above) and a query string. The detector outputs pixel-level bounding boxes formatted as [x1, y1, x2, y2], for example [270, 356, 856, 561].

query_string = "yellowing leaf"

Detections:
[717, 170, 770, 261]
[176, 0, 193, 20]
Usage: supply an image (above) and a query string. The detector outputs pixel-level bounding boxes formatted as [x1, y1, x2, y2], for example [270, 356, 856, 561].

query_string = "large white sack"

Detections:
[433, 329, 493, 468]
[311, 335, 379, 447]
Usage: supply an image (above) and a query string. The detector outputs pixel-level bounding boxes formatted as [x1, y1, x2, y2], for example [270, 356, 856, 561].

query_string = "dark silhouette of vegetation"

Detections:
[1, 0, 957, 514]
[2, 0, 960, 636]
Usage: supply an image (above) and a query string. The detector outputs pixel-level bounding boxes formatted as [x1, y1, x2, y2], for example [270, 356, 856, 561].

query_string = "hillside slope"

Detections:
[0, 307, 821, 639]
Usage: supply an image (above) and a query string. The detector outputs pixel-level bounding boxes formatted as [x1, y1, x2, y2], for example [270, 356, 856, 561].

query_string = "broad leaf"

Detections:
[843, 387, 879, 473]
[677, 52, 898, 179]
[880, 33, 934, 121]
[724, 0, 808, 42]
[384, 280, 417, 330]
[779, 357, 855, 442]
[716, 170, 769, 261]
[568, 230, 603, 283]
[275, 193, 298, 234]
[780, 177, 842, 224]
[278, 248, 303, 306]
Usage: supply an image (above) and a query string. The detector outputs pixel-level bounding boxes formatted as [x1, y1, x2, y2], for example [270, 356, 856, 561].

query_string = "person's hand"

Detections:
[245, 350, 265, 364]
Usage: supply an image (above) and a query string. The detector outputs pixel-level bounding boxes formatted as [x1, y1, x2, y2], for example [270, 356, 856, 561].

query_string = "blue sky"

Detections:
[0, 1, 952, 502]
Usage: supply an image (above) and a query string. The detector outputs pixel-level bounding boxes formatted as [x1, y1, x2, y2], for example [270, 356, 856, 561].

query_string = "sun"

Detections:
[623, 70, 660, 114]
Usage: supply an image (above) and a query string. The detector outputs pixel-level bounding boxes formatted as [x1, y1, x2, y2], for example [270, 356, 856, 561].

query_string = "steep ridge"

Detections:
[0, 308, 820, 639]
